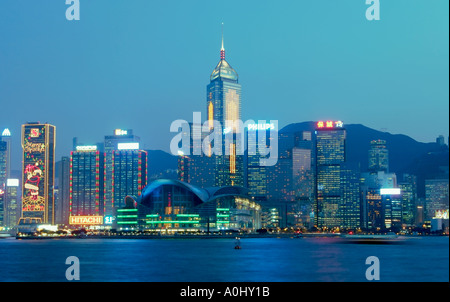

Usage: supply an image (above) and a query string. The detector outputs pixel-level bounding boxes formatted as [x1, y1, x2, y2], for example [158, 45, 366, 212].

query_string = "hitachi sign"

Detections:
[69, 216, 103, 225]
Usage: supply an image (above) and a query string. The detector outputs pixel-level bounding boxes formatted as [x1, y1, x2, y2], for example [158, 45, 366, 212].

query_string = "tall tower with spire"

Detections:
[207, 24, 244, 187]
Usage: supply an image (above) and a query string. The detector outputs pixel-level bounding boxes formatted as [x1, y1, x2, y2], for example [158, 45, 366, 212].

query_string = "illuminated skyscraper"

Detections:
[207, 25, 244, 187]
[314, 120, 346, 229]
[246, 123, 276, 199]
[368, 139, 389, 172]
[399, 174, 417, 227]
[0, 141, 7, 190]
[21, 123, 56, 224]
[55, 157, 70, 225]
[70, 145, 105, 218]
[1, 128, 12, 181]
[4, 179, 20, 228]
[104, 129, 140, 215]
[112, 143, 147, 209]
[177, 122, 215, 188]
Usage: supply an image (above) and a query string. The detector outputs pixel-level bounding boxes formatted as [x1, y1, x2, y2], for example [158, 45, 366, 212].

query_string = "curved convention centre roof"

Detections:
[137, 179, 250, 206]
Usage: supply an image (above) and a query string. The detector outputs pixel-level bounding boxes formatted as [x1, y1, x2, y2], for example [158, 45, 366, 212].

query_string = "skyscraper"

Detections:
[21, 123, 56, 224]
[0, 141, 7, 190]
[55, 156, 70, 225]
[70, 145, 105, 218]
[314, 120, 346, 229]
[206, 26, 244, 187]
[104, 129, 140, 215]
[112, 143, 147, 209]
[4, 179, 20, 228]
[399, 174, 417, 227]
[368, 139, 389, 172]
[340, 162, 361, 229]
[246, 123, 276, 199]
[1, 128, 11, 181]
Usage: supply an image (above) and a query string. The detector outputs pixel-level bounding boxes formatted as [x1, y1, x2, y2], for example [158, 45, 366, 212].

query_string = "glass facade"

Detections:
[206, 40, 244, 188]
[104, 129, 140, 216]
[112, 149, 147, 209]
[315, 127, 346, 229]
[70, 149, 105, 217]
[368, 139, 389, 172]
[4, 180, 20, 228]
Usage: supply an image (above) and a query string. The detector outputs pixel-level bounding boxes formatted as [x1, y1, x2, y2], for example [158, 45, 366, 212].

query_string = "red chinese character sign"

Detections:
[316, 120, 344, 129]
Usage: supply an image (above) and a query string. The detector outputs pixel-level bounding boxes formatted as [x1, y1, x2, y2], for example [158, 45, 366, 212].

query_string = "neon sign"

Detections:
[1, 128, 11, 137]
[380, 188, 401, 195]
[69, 216, 104, 225]
[104, 215, 114, 224]
[317, 121, 344, 129]
[247, 123, 275, 131]
[117, 142, 139, 150]
[30, 128, 41, 138]
[76, 145, 97, 151]
[7, 179, 19, 187]
[115, 129, 128, 136]
[23, 142, 45, 153]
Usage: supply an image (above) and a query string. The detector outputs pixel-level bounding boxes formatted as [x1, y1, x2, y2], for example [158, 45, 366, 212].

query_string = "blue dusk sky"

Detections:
[0, 0, 448, 170]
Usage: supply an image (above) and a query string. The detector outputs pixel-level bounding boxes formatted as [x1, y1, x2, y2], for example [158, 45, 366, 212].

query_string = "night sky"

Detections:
[0, 0, 448, 171]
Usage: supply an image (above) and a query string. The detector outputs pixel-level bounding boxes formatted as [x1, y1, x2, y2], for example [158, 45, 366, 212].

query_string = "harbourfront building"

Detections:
[111, 144, 147, 209]
[69, 145, 105, 220]
[115, 179, 261, 233]
[55, 156, 70, 225]
[0, 128, 12, 186]
[4, 179, 20, 228]
[21, 123, 56, 224]
[104, 129, 140, 216]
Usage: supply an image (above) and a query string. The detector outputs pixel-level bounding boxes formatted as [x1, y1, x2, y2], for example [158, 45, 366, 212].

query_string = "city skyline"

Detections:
[0, 0, 448, 172]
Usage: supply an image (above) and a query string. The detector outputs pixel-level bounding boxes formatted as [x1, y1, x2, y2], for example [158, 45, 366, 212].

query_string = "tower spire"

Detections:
[220, 22, 225, 60]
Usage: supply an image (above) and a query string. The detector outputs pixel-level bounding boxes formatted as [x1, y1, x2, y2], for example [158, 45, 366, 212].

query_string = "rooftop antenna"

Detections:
[220, 22, 225, 60]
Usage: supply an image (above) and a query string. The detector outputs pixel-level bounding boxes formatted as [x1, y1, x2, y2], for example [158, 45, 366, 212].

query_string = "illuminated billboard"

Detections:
[316, 121, 344, 129]
[21, 123, 56, 223]
[380, 188, 401, 195]
[75, 145, 97, 151]
[117, 142, 139, 150]
[69, 215, 104, 225]
[115, 129, 128, 136]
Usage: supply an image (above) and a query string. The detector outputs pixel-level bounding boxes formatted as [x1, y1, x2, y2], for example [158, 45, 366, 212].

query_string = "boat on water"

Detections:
[340, 232, 400, 244]
[0, 233, 14, 239]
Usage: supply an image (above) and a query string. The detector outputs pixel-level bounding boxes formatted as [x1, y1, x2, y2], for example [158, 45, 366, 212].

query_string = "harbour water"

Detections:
[0, 236, 448, 282]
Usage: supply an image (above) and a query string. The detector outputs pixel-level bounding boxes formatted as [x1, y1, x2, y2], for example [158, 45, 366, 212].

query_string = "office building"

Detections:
[340, 162, 361, 229]
[21, 123, 56, 224]
[112, 143, 147, 209]
[368, 139, 389, 172]
[246, 123, 276, 200]
[399, 174, 417, 227]
[69, 145, 105, 218]
[314, 120, 346, 229]
[4, 179, 20, 228]
[425, 179, 449, 220]
[206, 27, 244, 187]
[55, 157, 70, 225]
[1, 128, 11, 182]
[104, 129, 140, 215]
